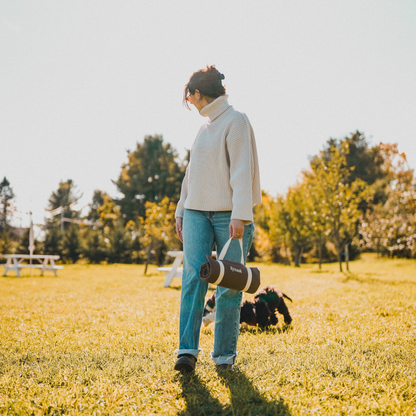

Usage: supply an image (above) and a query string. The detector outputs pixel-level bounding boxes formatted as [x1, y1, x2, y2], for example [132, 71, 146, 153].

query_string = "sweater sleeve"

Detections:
[175, 162, 190, 218]
[227, 115, 254, 224]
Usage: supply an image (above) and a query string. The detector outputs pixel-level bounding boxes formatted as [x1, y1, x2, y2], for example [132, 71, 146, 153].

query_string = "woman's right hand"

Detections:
[176, 217, 183, 243]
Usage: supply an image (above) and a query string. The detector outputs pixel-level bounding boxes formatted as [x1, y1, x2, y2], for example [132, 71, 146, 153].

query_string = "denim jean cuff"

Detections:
[175, 349, 201, 360]
[210, 352, 237, 365]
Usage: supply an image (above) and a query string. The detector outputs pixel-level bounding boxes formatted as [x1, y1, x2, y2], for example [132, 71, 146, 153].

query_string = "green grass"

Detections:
[0, 256, 415, 415]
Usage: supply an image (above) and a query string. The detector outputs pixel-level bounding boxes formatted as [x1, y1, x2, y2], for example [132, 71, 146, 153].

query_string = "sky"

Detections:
[1, 0, 416, 231]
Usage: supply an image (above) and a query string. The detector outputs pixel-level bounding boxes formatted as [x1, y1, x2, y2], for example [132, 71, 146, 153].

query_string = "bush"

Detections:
[83, 230, 107, 264]
[62, 225, 82, 263]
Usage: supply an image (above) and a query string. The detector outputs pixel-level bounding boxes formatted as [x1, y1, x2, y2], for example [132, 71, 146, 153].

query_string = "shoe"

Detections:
[174, 354, 196, 374]
[216, 364, 234, 373]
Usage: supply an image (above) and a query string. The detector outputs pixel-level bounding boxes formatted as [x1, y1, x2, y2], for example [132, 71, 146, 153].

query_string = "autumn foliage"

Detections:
[1, 132, 415, 267]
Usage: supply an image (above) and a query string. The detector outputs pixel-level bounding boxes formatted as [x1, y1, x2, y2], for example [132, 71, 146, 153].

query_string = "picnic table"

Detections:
[1, 254, 63, 277]
[158, 250, 216, 287]
[158, 251, 183, 287]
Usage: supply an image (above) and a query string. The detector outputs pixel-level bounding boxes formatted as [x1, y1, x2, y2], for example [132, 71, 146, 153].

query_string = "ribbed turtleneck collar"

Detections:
[200, 94, 231, 122]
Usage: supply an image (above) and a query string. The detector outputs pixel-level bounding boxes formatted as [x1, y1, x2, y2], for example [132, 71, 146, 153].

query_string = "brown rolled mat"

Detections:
[199, 255, 260, 294]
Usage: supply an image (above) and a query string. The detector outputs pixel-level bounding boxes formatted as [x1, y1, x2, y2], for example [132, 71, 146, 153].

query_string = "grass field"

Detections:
[1, 256, 415, 415]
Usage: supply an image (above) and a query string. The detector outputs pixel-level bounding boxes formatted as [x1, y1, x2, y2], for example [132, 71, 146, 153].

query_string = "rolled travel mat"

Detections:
[199, 238, 261, 294]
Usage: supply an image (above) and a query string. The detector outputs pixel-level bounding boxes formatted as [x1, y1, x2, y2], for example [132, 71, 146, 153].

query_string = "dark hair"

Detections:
[183, 65, 226, 109]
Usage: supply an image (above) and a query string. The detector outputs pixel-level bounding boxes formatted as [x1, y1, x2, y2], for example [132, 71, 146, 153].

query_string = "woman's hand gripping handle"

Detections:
[229, 219, 244, 240]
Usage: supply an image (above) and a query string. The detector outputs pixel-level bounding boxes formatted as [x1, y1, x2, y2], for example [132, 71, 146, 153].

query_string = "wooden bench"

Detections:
[1, 255, 63, 277]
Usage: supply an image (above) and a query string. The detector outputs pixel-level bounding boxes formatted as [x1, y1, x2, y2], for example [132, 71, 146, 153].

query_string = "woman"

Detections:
[174, 65, 261, 373]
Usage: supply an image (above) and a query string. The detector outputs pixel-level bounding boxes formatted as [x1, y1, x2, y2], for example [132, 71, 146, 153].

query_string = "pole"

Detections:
[29, 211, 34, 276]
[345, 242, 349, 272]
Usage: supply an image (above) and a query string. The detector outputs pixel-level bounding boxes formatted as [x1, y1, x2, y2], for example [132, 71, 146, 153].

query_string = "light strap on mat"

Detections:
[218, 238, 244, 263]
[242, 266, 252, 292]
[213, 261, 225, 285]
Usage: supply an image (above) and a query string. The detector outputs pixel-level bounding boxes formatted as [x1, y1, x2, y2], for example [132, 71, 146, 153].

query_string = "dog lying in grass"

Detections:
[202, 286, 293, 329]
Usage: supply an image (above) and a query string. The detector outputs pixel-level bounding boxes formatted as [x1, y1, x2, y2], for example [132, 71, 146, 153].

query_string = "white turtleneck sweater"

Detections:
[175, 95, 261, 224]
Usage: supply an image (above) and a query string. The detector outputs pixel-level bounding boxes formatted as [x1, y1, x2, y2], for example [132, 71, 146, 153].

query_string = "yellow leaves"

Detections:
[253, 226, 273, 260]
[142, 197, 180, 248]
[102, 213, 117, 220]
[96, 194, 121, 229]
[120, 170, 130, 182]
[125, 220, 136, 231]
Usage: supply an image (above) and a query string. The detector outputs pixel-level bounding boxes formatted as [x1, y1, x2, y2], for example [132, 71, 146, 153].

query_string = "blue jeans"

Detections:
[177, 209, 254, 365]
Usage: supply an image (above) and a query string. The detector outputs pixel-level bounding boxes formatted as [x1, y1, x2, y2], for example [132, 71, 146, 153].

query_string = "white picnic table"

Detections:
[1, 254, 63, 277]
[158, 251, 184, 287]
[158, 250, 216, 287]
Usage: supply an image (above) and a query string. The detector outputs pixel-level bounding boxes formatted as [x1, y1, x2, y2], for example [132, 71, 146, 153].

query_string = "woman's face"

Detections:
[187, 90, 204, 112]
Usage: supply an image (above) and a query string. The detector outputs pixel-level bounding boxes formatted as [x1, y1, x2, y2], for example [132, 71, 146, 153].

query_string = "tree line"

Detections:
[253, 132, 416, 271]
[1, 132, 415, 270]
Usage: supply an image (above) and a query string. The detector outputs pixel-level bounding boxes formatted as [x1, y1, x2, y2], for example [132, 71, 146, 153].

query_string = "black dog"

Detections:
[202, 286, 293, 329]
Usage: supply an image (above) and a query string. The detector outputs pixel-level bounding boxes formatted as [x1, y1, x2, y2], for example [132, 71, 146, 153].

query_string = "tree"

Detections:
[287, 185, 313, 266]
[268, 196, 292, 264]
[83, 190, 143, 264]
[87, 190, 105, 223]
[310, 131, 387, 186]
[253, 192, 284, 262]
[43, 226, 63, 257]
[0, 177, 15, 231]
[312, 144, 370, 271]
[125, 220, 143, 264]
[16, 228, 40, 255]
[82, 230, 107, 264]
[142, 197, 180, 274]
[269, 187, 312, 267]
[310, 132, 391, 212]
[44, 180, 82, 259]
[62, 224, 82, 263]
[303, 176, 329, 269]
[48, 179, 82, 211]
[253, 191, 273, 233]
[114, 135, 185, 221]
[47, 179, 82, 230]
[92, 191, 120, 230]
[360, 146, 416, 258]
[106, 220, 133, 264]
[0, 229, 13, 256]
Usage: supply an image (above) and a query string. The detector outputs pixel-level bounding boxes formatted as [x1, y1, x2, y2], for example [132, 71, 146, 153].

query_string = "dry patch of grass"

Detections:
[0, 258, 415, 415]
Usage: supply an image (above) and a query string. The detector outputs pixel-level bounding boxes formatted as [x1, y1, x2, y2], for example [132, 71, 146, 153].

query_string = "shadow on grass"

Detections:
[166, 285, 182, 291]
[176, 373, 225, 415]
[1, 274, 58, 279]
[239, 324, 293, 335]
[342, 273, 416, 286]
[177, 369, 291, 416]
[167, 285, 216, 292]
